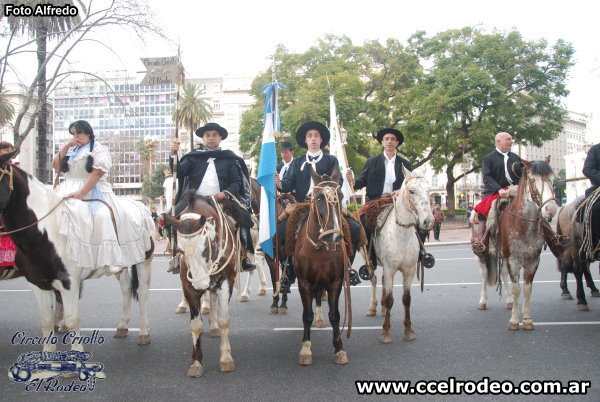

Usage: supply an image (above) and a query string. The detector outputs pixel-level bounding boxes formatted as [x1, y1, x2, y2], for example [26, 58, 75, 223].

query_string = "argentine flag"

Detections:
[257, 82, 285, 258]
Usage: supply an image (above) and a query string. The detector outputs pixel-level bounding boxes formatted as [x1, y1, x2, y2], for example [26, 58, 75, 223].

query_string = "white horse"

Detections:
[368, 167, 434, 343]
[0, 158, 154, 351]
[239, 225, 268, 301]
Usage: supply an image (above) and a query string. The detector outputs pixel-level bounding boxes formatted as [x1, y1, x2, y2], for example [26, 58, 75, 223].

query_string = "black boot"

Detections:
[285, 257, 296, 284]
[239, 226, 256, 272]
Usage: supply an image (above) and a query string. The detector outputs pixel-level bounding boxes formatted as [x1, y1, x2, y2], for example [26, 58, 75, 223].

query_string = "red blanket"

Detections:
[474, 192, 503, 217]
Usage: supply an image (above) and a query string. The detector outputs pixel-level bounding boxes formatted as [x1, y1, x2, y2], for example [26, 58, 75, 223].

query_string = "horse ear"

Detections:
[162, 213, 179, 230]
[310, 166, 321, 183]
[544, 155, 551, 164]
[402, 164, 411, 178]
[331, 166, 340, 182]
[521, 159, 531, 171]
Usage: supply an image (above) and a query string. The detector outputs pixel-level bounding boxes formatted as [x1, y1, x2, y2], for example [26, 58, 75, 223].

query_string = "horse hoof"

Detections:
[270, 307, 279, 314]
[316, 319, 326, 328]
[366, 309, 377, 316]
[187, 361, 204, 377]
[523, 322, 535, 330]
[299, 354, 313, 366]
[240, 295, 250, 303]
[379, 333, 393, 344]
[114, 328, 128, 338]
[334, 351, 349, 365]
[137, 334, 151, 345]
[201, 307, 210, 315]
[577, 304, 590, 312]
[561, 293, 573, 300]
[506, 302, 513, 309]
[220, 359, 235, 372]
[176, 306, 187, 314]
[591, 290, 600, 298]
[278, 308, 288, 314]
[404, 330, 416, 341]
[508, 323, 519, 330]
[477, 303, 487, 310]
[210, 329, 220, 337]
[258, 289, 267, 296]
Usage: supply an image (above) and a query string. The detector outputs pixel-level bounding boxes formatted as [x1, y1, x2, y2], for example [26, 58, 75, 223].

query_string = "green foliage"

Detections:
[0, 86, 15, 125]
[142, 163, 166, 200]
[172, 82, 213, 134]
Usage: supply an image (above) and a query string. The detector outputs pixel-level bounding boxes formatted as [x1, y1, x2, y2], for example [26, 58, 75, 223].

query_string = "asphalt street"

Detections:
[1, 244, 599, 401]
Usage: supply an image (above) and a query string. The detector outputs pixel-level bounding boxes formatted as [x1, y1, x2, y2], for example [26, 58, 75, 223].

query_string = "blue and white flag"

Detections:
[257, 82, 285, 258]
[329, 94, 353, 206]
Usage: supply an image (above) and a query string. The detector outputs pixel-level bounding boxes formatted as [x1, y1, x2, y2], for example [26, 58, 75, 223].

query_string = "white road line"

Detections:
[80, 328, 140, 332]
[274, 322, 600, 331]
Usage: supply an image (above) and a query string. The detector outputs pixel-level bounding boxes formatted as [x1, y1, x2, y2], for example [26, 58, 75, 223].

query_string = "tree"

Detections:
[172, 82, 212, 150]
[142, 162, 166, 202]
[0, 85, 15, 125]
[406, 28, 573, 212]
[0, 0, 165, 180]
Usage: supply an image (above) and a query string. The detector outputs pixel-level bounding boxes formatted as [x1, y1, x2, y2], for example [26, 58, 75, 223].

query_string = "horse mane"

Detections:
[529, 160, 553, 177]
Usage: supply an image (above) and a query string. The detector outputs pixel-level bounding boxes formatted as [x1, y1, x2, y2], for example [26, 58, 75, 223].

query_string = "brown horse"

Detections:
[498, 157, 559, 330]
[556, 195, 600, 310]
[294, 168, 349, 365]
[164, 193, 238, 377]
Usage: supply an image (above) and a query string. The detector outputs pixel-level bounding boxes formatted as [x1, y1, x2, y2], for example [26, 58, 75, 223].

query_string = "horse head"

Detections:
[396, 166, 434, 231]
[522, 156, 558, 221]
[163, 193, 220, 290]
[309, 167, 343, 245]
[0, 151, 18, 212]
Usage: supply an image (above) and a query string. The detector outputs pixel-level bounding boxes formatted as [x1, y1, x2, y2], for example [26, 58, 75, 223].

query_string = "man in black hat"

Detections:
[582, 142, 600, 261]
[169, 122, 256, 272]
[274, 121, 362, 283]
[277, 141, 294, 181]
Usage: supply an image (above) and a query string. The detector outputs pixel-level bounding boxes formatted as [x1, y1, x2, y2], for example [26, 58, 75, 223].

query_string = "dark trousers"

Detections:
[433, 222, 442, 240]
[592, 198, 600, 248]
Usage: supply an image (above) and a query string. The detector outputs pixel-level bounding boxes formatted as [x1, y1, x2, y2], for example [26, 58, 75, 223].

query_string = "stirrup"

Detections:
[471, 241, 487, 258]
[168, 254, 181, 274]
[241, 258, 256, 272]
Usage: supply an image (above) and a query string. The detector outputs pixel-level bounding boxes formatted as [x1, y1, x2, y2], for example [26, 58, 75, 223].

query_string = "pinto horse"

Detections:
[164, 194, 238, 377]
[369, 167, 434, 343]
[497, 157, 558, 330]
[556, 195, 600, 310]
[293, 168, 349, 366]
[0, 153, 154, 350]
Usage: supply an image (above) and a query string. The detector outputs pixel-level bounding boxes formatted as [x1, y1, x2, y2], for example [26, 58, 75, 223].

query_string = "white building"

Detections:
[564, 146, 593, 204]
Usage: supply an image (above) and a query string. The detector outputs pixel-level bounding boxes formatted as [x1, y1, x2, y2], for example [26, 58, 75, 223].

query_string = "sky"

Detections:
[6, 0, 600, 114]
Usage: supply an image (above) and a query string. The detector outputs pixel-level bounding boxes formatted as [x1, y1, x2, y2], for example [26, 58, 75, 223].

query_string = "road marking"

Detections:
[80, 328, 140, 332]
[274, 322, 600, 331]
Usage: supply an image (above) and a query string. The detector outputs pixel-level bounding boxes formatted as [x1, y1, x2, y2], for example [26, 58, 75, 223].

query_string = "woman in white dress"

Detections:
[52, 120, 154, 271]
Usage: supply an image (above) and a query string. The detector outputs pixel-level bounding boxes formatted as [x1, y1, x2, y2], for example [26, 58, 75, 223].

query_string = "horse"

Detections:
[164, 193, 238, 377]
[367, 167, 434, 343]
[292, 168, 350, 365]
[556, 195, 600, 310]
[496, 157, 558, 330]
[0, 153, 154, 350]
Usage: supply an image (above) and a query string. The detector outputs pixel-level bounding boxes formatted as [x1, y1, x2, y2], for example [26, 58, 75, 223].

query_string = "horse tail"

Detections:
[130, 264, 139, 301]
[485, 255, 498, 286]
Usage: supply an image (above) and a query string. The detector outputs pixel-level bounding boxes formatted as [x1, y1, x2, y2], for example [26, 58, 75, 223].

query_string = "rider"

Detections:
[582, 142, 600, 261]
[472, 132, 522, 257]
[275, 121, 361, 281]
[169, 122, 256, 272]
[346, 128, 413, 266]
[277, 141, 294, 181]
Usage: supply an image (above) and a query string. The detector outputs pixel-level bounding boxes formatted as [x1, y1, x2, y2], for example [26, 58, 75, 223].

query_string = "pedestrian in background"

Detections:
[433, 203, 445, 241]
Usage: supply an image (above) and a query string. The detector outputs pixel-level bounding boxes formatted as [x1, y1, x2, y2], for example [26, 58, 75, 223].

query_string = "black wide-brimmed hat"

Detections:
[375, 128, 404, 145]
[295, 121, 330, 149]
[280, 141, 294, 151]
[195, 122, 228, 139]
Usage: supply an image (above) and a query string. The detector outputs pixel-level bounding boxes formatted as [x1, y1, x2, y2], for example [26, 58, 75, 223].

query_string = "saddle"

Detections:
[282, 202, 355, 257]
[358, 196, 394, 232]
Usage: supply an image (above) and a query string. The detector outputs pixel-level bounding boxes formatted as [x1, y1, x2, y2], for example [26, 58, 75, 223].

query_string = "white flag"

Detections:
[329, 94, 353, 206]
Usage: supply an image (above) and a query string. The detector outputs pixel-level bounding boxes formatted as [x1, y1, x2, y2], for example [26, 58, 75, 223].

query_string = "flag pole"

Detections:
[170, 45, 183, 263]
[271, 55, 281, 296]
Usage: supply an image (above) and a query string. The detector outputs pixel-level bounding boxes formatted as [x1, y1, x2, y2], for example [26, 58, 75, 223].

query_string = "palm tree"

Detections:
[172, 82, 213, 150]
[0, 86, 15, 126]
[6, 1, 83, 182]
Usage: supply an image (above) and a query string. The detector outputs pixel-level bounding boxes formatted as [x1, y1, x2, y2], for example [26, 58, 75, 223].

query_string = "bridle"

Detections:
[394, 174, 425, 229]
[507, 169, 556, 223]
[306, 180, 343, 250]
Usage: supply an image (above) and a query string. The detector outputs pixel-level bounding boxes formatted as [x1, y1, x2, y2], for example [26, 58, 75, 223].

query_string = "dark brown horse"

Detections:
[164, 193, 238, 377]
[556, 195, 600, 310]
[498, 157, 558, 330]
[294, 168, 349, 365]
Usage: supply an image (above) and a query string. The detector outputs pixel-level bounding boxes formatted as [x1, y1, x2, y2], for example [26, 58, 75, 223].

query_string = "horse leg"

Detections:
[367, 273, 377, 316]
[583, 265, 600, 297]
[56, 278, 83, 351]
[53, 291, 68, 333]
[270, 294, 280, 314]
[380, 268, 395, 343]
[574, 266, 589, 311]
[135, 262, 152, 345]
[328, 285, 348, 365]
[560, 269, 573, 300]
[380, 274, 388, 316]
[508, 263, 521, 330]
[176, 294, 189, 314]
[240, 271, 253, 302]
[208, 292, 220, 337]
[298, 280, 314, 366]
[114, 268, 133, 339]
[201, 292, 210, 315]
[217, 283, 235, 372]
[522, 267, 538, 330]
[256, 251, 268, 296]
[402, 270, 416, 341]
[29, 285, 57, 352]
[187, 293, 204, 377]
[280, 293, 288, 314]
[315, 289, 326, 328]
[501, 263, 514, 309]
[477, 257, 488, 310]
